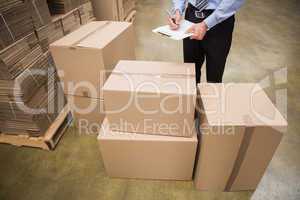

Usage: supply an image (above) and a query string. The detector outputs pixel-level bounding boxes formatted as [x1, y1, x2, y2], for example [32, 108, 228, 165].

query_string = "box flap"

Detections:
[103, 60, 196, 95]
[78, 22, 131, 49]
[98, 118, 197, 142]
[51, 22, 106, 47]
[198, 83, 288, 127]
[114, 60, 195, 76]
[50, 21, 131, 49]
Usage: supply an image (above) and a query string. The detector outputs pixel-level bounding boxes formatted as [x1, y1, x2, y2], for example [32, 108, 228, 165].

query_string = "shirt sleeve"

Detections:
[204, 0, 246, 29]
[172, 0, 186, 15]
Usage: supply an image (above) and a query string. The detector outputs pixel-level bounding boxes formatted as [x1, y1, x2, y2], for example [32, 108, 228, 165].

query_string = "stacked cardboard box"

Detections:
[98, 60, 198, 180]
[99, 118, 198, 180]
[194, 83, 287, 191]
[50, 21, 135, 134]
[91, 0, 137, 22]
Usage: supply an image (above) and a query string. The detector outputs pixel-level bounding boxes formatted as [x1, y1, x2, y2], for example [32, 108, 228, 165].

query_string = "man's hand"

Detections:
[168, 10, 182, 30]
[187, 22, 208, 40]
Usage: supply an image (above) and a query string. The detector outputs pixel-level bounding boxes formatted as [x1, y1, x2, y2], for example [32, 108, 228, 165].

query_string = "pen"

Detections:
[166, 9, 177, 25]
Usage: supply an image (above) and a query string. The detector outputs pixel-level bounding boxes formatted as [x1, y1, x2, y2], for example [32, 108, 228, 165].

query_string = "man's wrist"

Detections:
[202, 21, 208, 30]
[204, 14, 218, 30]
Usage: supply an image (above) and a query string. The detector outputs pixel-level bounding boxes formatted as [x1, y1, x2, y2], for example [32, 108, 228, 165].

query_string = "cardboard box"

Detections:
[68, 95, 105, 134]
[98, 118, 198, 180]
[50, 21, 135, 98]
[102, 60, 196, 137]
[194, 83, 287, 191]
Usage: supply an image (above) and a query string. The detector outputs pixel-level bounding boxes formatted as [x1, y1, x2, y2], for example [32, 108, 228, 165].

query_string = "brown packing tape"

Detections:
[112, 70, 195, 79]
[70, 21, 111, 48]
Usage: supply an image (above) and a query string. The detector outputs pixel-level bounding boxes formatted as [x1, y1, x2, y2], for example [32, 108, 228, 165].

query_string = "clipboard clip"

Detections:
[157, 32, 171, 37]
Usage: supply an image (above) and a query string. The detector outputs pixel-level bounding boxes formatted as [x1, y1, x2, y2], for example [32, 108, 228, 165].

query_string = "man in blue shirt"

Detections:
[169, 0, 246, 83]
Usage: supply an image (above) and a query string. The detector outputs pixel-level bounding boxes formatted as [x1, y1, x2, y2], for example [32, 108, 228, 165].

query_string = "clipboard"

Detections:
[152, 20, 194, 40]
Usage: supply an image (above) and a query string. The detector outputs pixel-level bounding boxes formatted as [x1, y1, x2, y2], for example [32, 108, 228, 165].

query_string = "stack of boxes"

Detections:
[0, 0, 67, 138]
[35, 18, 65, 52]
[37, 1, 95, 53]
[28, 0, 52, 29]
[91, 0, 137, 22]
[78, 1, 94, 24]
[59, 8, 81, 34]
[99, 60, 198, 180]
[47, 0, 80, 14]
[0, 0, 34, 50]
[50, 21, 135, 134]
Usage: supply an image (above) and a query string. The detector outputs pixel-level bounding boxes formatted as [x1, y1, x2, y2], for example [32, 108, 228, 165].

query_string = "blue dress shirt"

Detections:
[172, 0, 246, 29]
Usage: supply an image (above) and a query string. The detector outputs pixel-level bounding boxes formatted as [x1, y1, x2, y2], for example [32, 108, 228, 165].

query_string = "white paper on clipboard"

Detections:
[152, 20, 194, 40]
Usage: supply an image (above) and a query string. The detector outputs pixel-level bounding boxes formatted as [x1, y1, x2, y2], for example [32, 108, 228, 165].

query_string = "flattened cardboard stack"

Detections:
[35, 18, 64, 52]
[50, 21, 135, 134]
[36, 1, 94, 52]
[0, 0, 34, 50]
[0, 1, 68, 140]
[194, 83, 287, 191]
[117, 0, 136, 21]
[78, 1, 94, 25]
[27, 0, 51, 29]
[47, 0, 80, 14]
[98, 60, 198, 180]
[91, 0, 136, 22]
[0, 33, 40, 80]
[60, 8, 81, 35]
[0, 51, 67, 136]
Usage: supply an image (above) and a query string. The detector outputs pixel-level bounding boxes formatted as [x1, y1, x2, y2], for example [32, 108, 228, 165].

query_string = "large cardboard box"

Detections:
[98, 118, 198, 180]
[68, 95, 105, 134]
[50, 21, 135, 98]
[194, 83, 287, 191]
[102, 60, 196, 137]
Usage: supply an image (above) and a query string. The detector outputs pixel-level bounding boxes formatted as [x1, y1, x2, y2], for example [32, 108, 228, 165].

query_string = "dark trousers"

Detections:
[183, 4, 235, 83]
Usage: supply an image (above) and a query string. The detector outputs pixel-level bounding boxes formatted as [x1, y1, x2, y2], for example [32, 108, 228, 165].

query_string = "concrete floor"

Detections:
[0, 0, 299, 199]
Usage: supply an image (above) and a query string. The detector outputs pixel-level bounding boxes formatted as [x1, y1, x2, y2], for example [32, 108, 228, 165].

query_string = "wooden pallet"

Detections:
[0, 104, 73, 150]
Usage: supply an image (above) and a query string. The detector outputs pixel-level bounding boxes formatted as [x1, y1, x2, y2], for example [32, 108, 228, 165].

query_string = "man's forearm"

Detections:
[204, 0, 246, 29]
